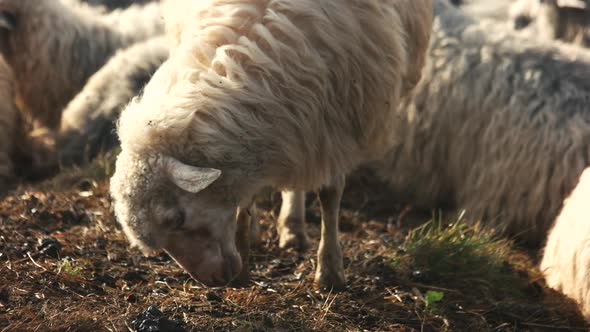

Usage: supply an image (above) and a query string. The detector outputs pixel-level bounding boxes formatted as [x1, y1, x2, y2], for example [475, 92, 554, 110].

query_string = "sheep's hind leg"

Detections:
[314, 175, 346, 290]
[278, 190, 309, 251]
[231, 204, 254, 287]
[249, 202, 259, 244]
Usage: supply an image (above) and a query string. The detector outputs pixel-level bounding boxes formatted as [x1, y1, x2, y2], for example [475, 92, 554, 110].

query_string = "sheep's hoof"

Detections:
[279, 229, 310, 251]
[230, 269, 250, 288]
[277, 217, 309, 252]
[314, 265, 346, 291]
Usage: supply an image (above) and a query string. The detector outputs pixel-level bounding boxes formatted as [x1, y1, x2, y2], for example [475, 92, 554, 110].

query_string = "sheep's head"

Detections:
[110, 151, 243, 287]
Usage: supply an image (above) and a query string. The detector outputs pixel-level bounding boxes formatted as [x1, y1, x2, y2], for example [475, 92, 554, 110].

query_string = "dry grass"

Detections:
[0, 157, 587, 331]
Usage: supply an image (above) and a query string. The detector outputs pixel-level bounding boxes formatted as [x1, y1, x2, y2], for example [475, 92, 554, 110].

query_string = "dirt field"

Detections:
[0, 164, 588, 331]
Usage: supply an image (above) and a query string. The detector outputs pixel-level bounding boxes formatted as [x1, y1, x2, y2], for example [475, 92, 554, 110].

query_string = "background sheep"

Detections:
[370, 0, 590, 246]
[0, 56, 57, 192]
[0, 0, 163, 130]
[110, 0, 432, 289]
[541, 167, 590, 320]
[58, 36, 169, 167]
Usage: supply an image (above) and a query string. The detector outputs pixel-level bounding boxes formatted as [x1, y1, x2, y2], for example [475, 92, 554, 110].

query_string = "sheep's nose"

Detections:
[200, 257, 242, 287]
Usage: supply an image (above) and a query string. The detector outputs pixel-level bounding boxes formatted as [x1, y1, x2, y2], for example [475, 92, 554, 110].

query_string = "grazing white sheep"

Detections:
[0, 57, 17, 193]
[0, 0, 163, 129]
[541, 167, 590, 320]
[110, 0, 433, 288]
[368, 0, 590, 246]
[58, 36, 169, 166]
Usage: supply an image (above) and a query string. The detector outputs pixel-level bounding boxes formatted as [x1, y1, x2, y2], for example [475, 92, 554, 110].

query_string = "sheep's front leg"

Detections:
[231, 204, 254, 286]
[278, 190, 309, 250]
[314, 175, 346, 290]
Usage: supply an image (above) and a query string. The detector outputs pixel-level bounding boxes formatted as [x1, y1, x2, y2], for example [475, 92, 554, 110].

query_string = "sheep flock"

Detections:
[3, 0, 590, 328]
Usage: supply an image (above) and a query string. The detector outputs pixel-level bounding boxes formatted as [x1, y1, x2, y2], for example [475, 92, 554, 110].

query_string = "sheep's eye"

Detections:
[165, 210, 185, 229]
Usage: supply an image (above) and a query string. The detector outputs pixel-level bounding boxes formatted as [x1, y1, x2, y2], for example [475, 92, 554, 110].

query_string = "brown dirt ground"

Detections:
[0, 172, 588, 332]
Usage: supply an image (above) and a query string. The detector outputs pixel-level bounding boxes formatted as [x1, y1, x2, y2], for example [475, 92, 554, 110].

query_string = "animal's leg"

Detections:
[314, 175, 346, 290]
[277, 190, 309, 250]
[231, 204, 253, 286]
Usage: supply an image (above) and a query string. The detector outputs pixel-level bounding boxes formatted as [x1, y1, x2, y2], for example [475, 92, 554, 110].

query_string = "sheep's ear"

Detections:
[0, 11, 15, 31]
[163, 156, 222, 193]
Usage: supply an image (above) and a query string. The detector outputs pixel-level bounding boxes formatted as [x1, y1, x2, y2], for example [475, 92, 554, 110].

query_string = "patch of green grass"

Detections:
[60, 259, 80, 276]
[393, 211, 527, 300]
[424, 290, 444, 312]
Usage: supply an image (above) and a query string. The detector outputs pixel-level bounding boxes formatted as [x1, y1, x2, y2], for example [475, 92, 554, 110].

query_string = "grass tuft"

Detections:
[393, 211, 527, 300]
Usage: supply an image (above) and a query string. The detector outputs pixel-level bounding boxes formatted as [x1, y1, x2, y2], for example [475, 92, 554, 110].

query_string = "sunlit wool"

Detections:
[541, 167, 590, 321]
[111, 0, 432, 287]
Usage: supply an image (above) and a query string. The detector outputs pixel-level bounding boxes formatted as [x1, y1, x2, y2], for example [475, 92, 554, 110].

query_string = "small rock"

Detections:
[132, 306, 185, 332]
[411, 269, 430, 282]
[123, 270, 150, 282]
[37, 238, 61, 258]
[94, 236, 108, 249]
[0, 288, 9, 303]
[205, 291, 222, 302]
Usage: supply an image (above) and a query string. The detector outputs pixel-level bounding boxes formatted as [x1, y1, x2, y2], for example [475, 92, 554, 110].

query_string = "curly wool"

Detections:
[118, 0, 431, 190]
[374, 0, 590, 245]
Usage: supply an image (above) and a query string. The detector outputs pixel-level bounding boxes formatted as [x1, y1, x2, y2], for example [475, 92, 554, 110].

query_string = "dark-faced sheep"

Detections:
[110, 0, 433, 289]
